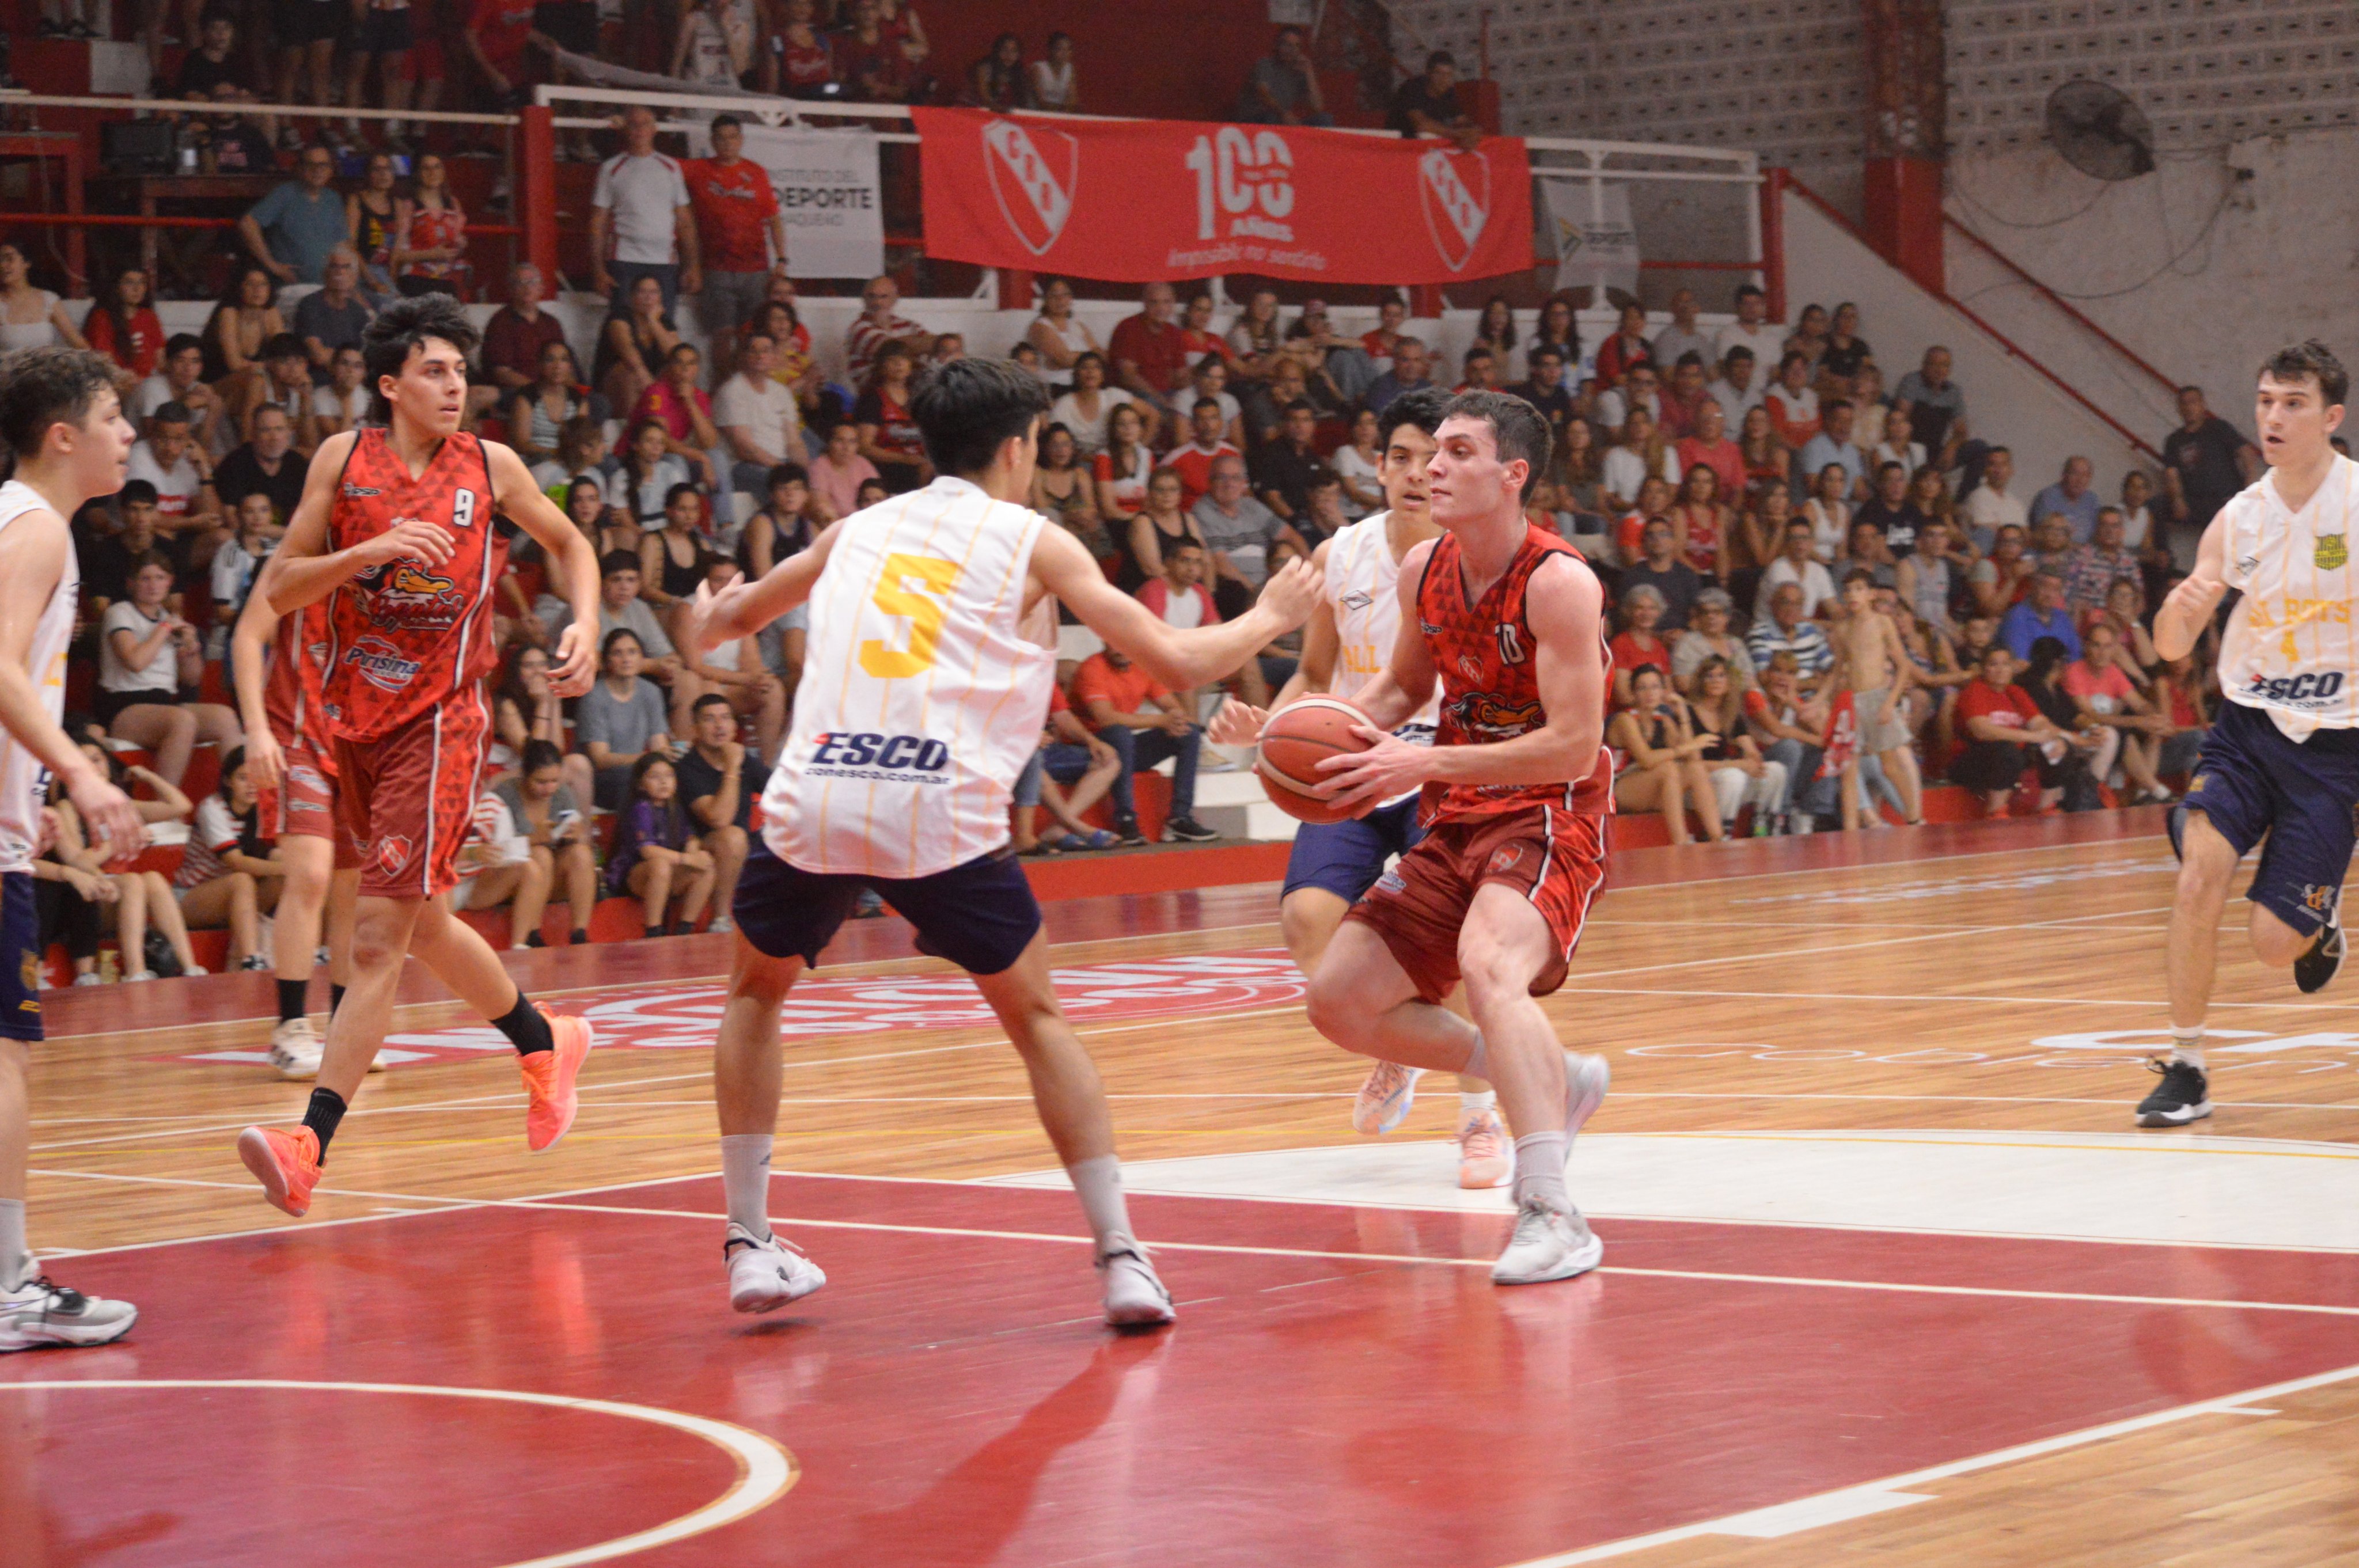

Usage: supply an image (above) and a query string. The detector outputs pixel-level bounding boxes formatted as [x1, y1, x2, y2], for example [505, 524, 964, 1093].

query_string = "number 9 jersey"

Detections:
[760, 477, 1057, 878]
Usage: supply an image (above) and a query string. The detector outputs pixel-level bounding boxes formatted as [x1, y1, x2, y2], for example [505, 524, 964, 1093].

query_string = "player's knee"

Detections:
[2250, 907, 2312, 967]
[1303, 963, 1370, 1043]
[1456, 943, 1529, 1010]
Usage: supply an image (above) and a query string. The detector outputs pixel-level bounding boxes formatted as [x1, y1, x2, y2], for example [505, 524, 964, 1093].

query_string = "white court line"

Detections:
[1558, 983, 2359, 1012]
[1496, 1358, 2359, 1566]
[0, 1379, 794, 1567]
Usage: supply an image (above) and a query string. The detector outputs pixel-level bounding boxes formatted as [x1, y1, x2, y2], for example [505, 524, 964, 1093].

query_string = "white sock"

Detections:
[1066, 1154, 1134, 1251]
[719, 1134, 773, 1238]
[1511, 1132, 1569, 1212]
[1459, 1088, 1496, 1120]
[2170, 1030, 2205, 1070]
[1461, 1030, 1488, 1081]
[0, 1198, 25, 1287]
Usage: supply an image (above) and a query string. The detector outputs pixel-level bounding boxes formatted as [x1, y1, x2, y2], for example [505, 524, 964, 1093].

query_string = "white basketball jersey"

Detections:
[762, 476, 1055, 878]
[0, 481, 76, 874]
[2217, 454, 2359, 739]
[1325, 511, 1441, 730]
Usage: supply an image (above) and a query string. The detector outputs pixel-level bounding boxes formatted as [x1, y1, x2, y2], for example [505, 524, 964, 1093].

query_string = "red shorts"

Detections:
[255, 734, 366, 870]
[332, 694, 490, 899]
[1344, 806, 1608, 1005]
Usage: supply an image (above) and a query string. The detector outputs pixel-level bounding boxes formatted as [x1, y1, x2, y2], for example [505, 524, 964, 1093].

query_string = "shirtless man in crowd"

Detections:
[1826, 567, 1922, 829]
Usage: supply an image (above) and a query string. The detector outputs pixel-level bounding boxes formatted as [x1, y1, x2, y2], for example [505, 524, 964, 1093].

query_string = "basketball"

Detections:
[1256, 697, 1375, 825]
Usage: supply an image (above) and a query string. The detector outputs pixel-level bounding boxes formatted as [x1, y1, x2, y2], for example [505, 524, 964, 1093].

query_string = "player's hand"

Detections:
[67, 769, 147, 870]
[1254, 556, 1321, 633]
[1207, 697, 1267, 747]
[684, 571, 741, 655]
[245, 726, 285, 791]
[1315, 724, 1430, 814]
[35, 807, 58, 857]
[548, 619, 597, 697]
[354, 517, 456, 570]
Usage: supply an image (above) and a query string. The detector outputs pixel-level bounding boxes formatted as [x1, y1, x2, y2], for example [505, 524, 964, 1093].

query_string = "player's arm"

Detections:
[228, 597, 283, 791]
[489, 439, 602, 696]
[1032, 524, 1318, 692]
[0, 511, 145, 863]
[1208, 538, 1337, 746]
[1333, 537, 1440, 734]
[2155, 509, 2232, 662]
[684, 518, 848, 652]
[1322, 553, 1606, 812]
[253, 431, 455, 614]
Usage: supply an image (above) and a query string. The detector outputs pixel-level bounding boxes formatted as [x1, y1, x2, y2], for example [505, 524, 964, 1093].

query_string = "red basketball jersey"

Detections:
[1414, 522, 1613, 824]
[263, 597, 333, 751]
[321, 429, 508, 742]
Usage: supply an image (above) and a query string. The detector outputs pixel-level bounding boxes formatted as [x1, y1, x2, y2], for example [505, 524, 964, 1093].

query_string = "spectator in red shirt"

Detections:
[1164, 400, 1241, 511]
[687, 116, 788, 371]
[2062, 620, 2173, 803]
[81, 267, 165, 381]
[1109, 282, 1189, 404]
[631, 343, 722, 489]
[1591, 302, 1653, 389]
[1952, 643, 2076, 815]
[1675, 397, 1744, 501]
[1070, 648, 1215, 845]
[480, 261, 571, 403]
[1133, 540, 1235, 709]
[1360, 294, 1408, 367]
[463, 0, 547, 106]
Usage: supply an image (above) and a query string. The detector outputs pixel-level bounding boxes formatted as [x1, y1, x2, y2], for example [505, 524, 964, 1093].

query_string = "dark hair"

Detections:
[691, 691, 733, 717]
[127, 549, 175, 579]
[1821, 397, 1851, 417]
[1735, 283, 1764, 302]
[362, 292, 480, 423]
[624, 750, 684, 842]
[94, 268, 146, 365]
[1281, 398, 1316, 419]
[2024, 634, 2070, 684]
[1425, 48, 1455, 70]
[1378, 386, 1453, 448]
[767, 462, 808, 491]
[1192, 397, 1223, 417]
[0, 346, 122, 462]
[521, 738, 564, 775]
[119, 478, 158, 507]
[1674, 350, 1704, 370]
[1440, 390, 1552, 502]
[563, 476, 604, 524]
[600, 549, 641, 578]
[710, 113, 741, 134]
[601, 627, 644, 659]
[2259, 339, 2350, 407]
[263, 332, 307, 364]
[163, 332, 204, 361]
[217, 745, 248, 800]
[220, 263, 278, 313]
[1841, 565, 1876, 589]
[909, 357, 1051, 478]
[663, 481, 703, 514]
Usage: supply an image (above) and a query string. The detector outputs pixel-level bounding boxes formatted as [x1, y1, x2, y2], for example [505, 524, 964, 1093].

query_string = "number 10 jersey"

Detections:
[761, 476, 1056, 878]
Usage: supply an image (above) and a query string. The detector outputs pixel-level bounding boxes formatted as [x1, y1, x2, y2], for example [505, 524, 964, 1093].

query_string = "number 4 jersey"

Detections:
[320, 429, 509, 743]
[761, 476, 1056, 878]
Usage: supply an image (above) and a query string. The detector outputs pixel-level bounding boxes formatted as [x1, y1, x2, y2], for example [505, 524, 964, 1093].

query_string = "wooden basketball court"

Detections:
[10, 806, 2358, 1566]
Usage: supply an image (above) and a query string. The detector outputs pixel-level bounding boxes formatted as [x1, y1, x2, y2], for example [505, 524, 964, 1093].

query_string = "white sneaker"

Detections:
[124, 970, 157, 982]
[72, 973, 101, 986]
[269, 1017, 323, 1081]
[708, 915, 735, 936]
[1097, 1235, 1175, 1327]
[1351, 1060, 1424, 1135]
[725, 1221, 826, 1313]
[0, 1262, 138, 1351]
[1491, 1200, 1603, 1285]
[1564, 1051, 1610, 1143]
[182, 965, 208, 977]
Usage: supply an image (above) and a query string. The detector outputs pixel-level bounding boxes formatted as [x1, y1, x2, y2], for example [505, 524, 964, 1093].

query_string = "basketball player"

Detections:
[2140, 340, 2357, 1127]
[231, 593, 360, 1080]
[234, 295, 605, 1217]
[683, 358, 1319, 1326]
[1207, 388, 1509, 1189]
[0, 347, 149, 1347]
[1298, 390, 1616, 1286]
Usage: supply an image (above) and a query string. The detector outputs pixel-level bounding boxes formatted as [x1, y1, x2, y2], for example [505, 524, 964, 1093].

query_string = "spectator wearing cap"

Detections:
[687, 116, 789, 369]
[1234, 26, 1330, 126]
[1998, 567, 2081, 662]
[1109, 283, 1191, 405]
[2031, 455, 2103, 546]
[590, 106, 700, 324]
[237, 144, 351, 287]
[1387, 49, 1482, 146]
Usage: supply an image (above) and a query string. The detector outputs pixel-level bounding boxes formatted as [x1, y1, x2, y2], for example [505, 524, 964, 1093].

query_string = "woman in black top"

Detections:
[1121, 467, 1209, 593]
[1819, 301, 1873, 383]
[640, 483, 709, 610]
[853, 342, 930, 493]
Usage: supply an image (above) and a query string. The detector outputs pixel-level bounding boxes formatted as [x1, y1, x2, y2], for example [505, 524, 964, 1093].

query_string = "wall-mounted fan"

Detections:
[2045, 79, 2156, 181]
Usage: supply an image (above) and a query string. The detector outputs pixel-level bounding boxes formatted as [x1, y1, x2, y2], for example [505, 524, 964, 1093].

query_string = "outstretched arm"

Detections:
[1031, 524, 1318, 693]
[1209, 538, 1337, 745]
[229, 596, 283, 790]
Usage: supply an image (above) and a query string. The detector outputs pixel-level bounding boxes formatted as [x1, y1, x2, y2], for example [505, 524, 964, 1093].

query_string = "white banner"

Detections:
[1542, 178, 1639, 301]
[678, 123, 884, 280]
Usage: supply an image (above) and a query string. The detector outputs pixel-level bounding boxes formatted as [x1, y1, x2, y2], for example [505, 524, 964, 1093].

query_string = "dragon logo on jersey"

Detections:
[351, 556, 464, 630]
[343, 636, 424, 692]
[1446, 692, 1544, 741]
[2319, 534, 2350, 571]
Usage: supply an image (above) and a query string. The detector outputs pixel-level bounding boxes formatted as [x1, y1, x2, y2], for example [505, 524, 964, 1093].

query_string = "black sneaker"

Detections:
[1161, 815, 1218, 843]
[2296, 910, 2345, 995]
[2135, 1057, 2212, 1127]
[1110, 817, 1147, 848]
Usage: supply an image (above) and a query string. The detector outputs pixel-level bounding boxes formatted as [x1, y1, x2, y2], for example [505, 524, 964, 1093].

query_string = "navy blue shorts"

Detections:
[1281, 794, 1425, 904]
[733, 834, 1043, 977]
[2186, 698, 2359, 934]
[0, 871, 41, 1042]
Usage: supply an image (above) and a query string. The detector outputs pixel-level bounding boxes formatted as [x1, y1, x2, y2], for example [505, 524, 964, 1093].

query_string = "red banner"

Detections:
[912, 107, 1533, 285]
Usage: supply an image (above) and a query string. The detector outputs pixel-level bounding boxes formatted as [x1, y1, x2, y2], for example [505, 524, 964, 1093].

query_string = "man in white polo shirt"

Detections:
[714, 330, 805, 498]
[589, 105, 702, 324]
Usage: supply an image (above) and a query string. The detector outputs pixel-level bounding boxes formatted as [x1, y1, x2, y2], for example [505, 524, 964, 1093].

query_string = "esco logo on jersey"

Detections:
[2247, 670, 2346, 706]
[807, 731, 953, 778]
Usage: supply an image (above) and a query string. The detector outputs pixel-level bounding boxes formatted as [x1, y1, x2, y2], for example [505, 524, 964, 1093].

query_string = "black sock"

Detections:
[524, 931, 547, 948]
[571, 929, 589, 946]
[330, 983, 347, 1017]
[276, 978, 308, 1025]
[302, 1087, 347, 1161]
[491, 992, 553, 1056]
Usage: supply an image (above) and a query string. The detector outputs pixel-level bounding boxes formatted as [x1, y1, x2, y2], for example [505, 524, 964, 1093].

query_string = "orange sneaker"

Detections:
[1457, 1106, 1512, 1190]
[519, 1009, 594, 1153]
[237, 1125, 322, 1217]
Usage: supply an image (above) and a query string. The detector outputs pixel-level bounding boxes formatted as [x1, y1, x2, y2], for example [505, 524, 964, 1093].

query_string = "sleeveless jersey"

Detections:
[0, 481, 77, 874]
[321, 429, 507, 743]
[264, 597, 334, 752]
[1414, 522, 1613, 824]
[2217, 454, 2359, 739]
[761, 476, 1056, 878]
[1325, 511, 1441, 729]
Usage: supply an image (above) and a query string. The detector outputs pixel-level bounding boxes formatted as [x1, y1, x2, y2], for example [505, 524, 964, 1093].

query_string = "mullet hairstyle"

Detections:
[2259, 339, 2350, 408]
[1440, 389, 1552, 502]
[909, 356, 1050, 479]
[0, 346, 123, 473]
[362, 291, 481, 425]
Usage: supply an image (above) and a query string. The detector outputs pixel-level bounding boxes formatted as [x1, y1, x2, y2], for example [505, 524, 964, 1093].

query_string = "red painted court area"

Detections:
[10, 1172, 2359, 1567]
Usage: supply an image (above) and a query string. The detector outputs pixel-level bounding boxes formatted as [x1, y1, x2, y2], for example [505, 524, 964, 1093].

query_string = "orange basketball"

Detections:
[1256, 697, 1375, 825]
